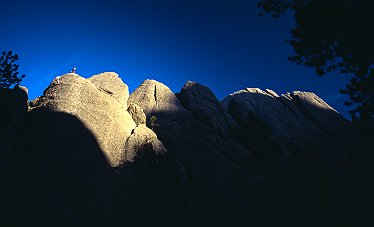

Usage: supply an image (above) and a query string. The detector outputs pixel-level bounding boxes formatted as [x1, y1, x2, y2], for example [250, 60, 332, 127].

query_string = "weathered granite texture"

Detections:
[29, 73, 164, 167]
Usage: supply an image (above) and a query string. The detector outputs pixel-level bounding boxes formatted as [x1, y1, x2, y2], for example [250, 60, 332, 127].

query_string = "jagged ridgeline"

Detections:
[0, 72, 372, 226]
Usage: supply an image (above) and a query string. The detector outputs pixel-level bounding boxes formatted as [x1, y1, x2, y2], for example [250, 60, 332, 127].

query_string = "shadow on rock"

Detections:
[114, 144, 189, 226]
[1, 109, 113, 226]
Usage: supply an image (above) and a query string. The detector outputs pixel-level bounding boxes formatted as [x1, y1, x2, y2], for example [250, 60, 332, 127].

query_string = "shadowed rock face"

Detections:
[3, 110, 112, 226]
[129, 79, 257, 225]
[0, 85, 28, 177]
[289, 91, 352, 135]
[129, 80, 369, 226]
[222, 88, 356, 177]
[178, 81, 237, 134]
[222, 88, 352, 147]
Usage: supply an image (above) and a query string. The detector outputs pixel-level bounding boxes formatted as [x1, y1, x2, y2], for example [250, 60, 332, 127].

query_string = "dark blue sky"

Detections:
[1, 0, 351, 118]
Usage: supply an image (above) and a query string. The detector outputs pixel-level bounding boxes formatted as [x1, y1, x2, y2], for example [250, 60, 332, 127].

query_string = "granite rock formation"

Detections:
[123, 124, 166, 162]
[222, 88, 353, 170]
[29, 73, 164, 167]
[222, 88, 351, 143]
[88, 72, 129, 107]
[1, 73, 371, 226]
[128, 79, 190, 123]
[178, 81, 237, 133]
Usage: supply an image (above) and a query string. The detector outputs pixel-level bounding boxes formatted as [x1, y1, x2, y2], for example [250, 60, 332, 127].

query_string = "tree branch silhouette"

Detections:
[258, 0, 374, 121]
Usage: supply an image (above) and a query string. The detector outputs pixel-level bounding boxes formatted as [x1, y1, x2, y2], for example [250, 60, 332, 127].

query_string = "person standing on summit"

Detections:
[55, 67, 77, 84]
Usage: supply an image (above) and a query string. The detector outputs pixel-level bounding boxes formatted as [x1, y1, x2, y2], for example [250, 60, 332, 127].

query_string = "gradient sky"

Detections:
[1, 0, 352, 119]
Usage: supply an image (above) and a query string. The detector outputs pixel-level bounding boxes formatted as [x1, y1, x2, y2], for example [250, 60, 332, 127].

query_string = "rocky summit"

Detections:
[1, 72, 372, 226]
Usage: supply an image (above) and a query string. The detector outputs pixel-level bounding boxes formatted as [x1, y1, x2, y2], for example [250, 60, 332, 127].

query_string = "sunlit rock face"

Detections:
[127, 102, 146, 125]
[29, 73, 165, 167]
[88, 72, 130, 108]
[123, 124, 166, 162]
[128, 79, 190, 124]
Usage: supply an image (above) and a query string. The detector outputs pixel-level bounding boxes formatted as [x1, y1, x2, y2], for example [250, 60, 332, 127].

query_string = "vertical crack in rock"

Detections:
[123, 125, 138, 162]
[154, 84, 158, 108]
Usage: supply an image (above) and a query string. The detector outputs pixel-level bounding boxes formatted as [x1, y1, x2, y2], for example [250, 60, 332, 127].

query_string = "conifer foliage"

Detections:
[0, 51, 25, 89]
